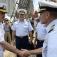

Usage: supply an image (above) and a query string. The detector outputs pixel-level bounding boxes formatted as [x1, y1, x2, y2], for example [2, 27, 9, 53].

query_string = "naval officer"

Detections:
[23, 1, 57, 57]
[11, 9, 33, 57]
[0, 3, 30, 57]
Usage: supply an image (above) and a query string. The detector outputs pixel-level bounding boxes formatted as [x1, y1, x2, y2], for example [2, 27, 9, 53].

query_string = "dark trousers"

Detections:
[16, 36, 30, 49]
[36, 54, 42, 57]
[36, 40, 44, 57]
[16, 36, 33, 57]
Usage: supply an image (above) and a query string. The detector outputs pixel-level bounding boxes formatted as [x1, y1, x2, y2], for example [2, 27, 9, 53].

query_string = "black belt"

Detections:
[16, 35, 28, 38]
[36, 39, 44, 42]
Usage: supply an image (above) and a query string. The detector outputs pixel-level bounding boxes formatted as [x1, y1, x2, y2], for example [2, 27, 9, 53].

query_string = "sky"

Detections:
[33, 0, 44, 11]
[33, 0, 39, 11]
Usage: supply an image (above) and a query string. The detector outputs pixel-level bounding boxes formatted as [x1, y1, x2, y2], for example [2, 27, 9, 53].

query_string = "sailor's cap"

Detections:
[0, 3, 7, 13]
[17, 9, 27, 14]
[38, 1, 57, 12]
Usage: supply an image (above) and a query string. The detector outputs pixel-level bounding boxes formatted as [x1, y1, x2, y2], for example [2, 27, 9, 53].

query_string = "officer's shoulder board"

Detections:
[48, 25, 55, 33]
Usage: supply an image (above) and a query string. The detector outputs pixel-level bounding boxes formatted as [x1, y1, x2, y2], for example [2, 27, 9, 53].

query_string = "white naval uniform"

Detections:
[43, 19, 57, 57]
[36, 22, 47, 40]
[11, 19, 33, 37]
[0, 23, 5, 57]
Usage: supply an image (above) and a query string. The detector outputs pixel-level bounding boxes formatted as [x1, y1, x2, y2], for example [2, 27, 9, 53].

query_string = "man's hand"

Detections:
[19, 49, 31, 57]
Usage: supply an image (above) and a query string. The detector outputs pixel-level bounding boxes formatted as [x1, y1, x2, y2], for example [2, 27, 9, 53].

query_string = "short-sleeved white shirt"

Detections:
[0, 23, 5, 57]
[43, 19, 57, 57]
[0, 23, 5, 42]
[11, 19, 33, 36]
[36, 22, 47, 40]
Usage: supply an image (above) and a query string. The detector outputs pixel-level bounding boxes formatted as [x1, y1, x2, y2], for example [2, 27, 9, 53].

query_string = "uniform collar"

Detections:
[18, 19, 26, 23]
[46, 19, 57, 33]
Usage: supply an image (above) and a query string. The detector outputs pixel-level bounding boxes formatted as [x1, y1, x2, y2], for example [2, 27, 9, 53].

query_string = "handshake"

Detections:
[17, 48, 42, 57]
[18, 49, 31, 57]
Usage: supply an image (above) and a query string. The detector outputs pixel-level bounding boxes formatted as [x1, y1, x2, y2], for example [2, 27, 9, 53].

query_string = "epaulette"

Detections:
[48, 25, 55, 33]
